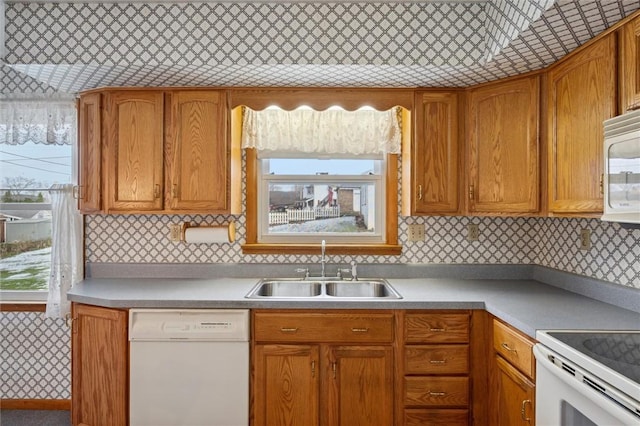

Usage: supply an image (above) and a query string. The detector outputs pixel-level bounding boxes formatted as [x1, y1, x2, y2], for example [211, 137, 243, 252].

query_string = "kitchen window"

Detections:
[0, 98, 76, 301]
[238, 103, 406, 255]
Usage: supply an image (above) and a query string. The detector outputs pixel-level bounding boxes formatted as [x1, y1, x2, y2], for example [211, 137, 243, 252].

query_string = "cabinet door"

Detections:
[253, 344, 320, 426]
[491, 355, 535, 426]
[325, 345, 394, 426]
[547, 34, 617, 214]
[468, 76, 539, 213]
[78, 93, 102, 213]
[105, 91, 164, 212]
[72, 303, 128, 426]
[166, 90, 229, 212]
[619, 15, 640, 112]
[412, 91, 461, 214]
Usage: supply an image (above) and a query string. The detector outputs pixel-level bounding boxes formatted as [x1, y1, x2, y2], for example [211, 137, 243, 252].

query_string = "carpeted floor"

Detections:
[0, 410, 71, 426]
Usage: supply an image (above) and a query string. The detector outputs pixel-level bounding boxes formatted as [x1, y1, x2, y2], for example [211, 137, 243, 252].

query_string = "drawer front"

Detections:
[493, 319, 534, 378]
[405, 345, 469, 374]
[404, 409, 469, 426]
[405, 313, 470, 343]
[253, 312, 394, 343]
[404, 377, 469, 407]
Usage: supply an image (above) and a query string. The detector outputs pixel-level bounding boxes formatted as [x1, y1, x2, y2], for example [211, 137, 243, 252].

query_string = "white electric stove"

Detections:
[534, 330, 640, 426]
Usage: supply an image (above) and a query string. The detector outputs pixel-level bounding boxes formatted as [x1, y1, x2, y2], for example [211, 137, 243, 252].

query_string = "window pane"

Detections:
[267, 182, 376, 235]
[1, 141, 72, 292]
[267, 158, 378, 175]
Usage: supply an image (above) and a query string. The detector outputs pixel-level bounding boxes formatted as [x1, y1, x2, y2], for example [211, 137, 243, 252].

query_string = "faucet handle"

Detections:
[295, 267, 309, 279]
[350, 261, 358, 281]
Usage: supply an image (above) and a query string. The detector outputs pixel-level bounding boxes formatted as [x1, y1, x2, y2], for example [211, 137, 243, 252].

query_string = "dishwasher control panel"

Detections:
[129, 309, 249, 341]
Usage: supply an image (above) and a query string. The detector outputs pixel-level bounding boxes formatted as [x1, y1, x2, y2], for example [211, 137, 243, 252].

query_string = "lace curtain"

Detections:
[0, 98, 77, 146]
[242, 108, 401, 157]
[46, 184, 83, 319]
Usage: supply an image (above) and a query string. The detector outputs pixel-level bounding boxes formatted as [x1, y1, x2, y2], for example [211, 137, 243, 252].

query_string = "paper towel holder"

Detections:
[181, 221, 236, 243]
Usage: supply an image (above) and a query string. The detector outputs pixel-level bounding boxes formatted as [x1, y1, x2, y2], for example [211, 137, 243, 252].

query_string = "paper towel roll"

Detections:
[184, 226, 232, 243]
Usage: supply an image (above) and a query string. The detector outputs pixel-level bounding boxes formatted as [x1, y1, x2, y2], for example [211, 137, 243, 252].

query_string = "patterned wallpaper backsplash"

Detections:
[0, 312, 71, 400]
[85, 215, 640, 288]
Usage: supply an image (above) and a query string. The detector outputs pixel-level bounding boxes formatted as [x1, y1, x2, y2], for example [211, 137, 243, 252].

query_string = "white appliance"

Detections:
[534, 330, 640, 426]
[129, 309, 250, 426]
[602, 110, 640, 224]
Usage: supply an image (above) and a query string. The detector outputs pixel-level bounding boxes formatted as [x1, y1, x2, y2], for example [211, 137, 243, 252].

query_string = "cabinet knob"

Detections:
[280, 327, 298, 333]
[417, 184, 423, 201]
[468, 184, 474, 200]
[351, 327, 369, 333]
[429, 359, 446, 364]
[154, 184, 161, 199]
[429, 391, 446, 397]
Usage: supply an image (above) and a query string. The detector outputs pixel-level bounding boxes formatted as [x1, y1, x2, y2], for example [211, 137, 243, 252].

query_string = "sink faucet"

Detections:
[321, 239, 326, 278]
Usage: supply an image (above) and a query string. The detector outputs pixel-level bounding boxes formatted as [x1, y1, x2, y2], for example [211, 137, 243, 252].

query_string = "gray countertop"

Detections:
[68, 275, 640, 338]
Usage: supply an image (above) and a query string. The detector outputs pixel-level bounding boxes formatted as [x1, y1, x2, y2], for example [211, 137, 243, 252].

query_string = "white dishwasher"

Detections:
[129, 309, 249, 426]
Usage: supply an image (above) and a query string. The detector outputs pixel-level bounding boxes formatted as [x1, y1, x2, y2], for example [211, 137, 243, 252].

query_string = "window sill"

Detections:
[241, 243, 402, 256]
[0, 302, 46, 312]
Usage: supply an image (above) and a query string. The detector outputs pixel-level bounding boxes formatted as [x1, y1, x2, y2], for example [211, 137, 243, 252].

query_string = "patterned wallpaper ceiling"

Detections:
[1, 0, 639, 96]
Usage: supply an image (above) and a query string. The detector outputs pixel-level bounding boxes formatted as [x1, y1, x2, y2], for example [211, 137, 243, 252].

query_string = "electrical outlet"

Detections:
[579, 228, 591, 250]
[407, 223, 425, 242]
[169, 224, 182, 242]
[467, 224, 480, 242]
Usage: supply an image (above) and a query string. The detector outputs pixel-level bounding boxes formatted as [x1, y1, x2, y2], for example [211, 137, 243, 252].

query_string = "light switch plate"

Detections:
[169, 224, 182, 242]
[407, 224, 425, 242]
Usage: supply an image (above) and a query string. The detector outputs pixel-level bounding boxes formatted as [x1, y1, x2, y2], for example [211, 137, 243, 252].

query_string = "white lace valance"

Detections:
[242, 107, 401, 158]
[0, 99, 77, 146]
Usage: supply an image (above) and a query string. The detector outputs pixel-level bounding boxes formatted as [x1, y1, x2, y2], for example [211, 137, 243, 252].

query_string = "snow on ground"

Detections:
[0, 247, 51, 290]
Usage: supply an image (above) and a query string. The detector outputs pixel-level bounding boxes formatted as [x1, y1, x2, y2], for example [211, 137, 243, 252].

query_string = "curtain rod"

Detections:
[0, 187, 70, 192]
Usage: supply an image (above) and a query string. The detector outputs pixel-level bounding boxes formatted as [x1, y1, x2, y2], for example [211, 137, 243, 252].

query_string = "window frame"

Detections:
[243, 149, 401, 255]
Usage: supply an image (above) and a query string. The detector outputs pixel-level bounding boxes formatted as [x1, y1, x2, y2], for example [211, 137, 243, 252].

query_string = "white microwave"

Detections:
[602, 110, 640, 224]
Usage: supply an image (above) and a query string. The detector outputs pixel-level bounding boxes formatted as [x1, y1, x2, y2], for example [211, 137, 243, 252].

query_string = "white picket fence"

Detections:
[269, 207, 340, 225]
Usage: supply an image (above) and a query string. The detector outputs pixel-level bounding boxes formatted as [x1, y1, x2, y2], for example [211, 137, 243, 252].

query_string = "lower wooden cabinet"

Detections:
[399, 311, 471, 426]
[490, 318, 536, 426]
[251, 311, 394, 426]
[71, 303, 128, 426]
[492, 356, 535, 426]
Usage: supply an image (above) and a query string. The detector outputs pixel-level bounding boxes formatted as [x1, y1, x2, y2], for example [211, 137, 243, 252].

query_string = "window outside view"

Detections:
[0, 141, 73, 292]
[261, 158, 382, 240]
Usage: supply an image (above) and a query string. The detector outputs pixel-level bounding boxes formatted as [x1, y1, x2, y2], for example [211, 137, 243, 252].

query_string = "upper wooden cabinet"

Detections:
[619, 14, 640, 112]
[78, 88, 232, 214]
[547, 34, 617, 214]
[166, 91, 229, 211]
[409, 91, 462, 215]
[467, 76, 540, 214]
[105, 91, 165, 212]
[77, 93, 103, 214]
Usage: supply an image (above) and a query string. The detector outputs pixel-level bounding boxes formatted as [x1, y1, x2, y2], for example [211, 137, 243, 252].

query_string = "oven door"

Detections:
[534, 344, 640, 426]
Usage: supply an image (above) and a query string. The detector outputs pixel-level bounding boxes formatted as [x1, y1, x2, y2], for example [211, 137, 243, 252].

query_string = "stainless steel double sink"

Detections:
[245, 278, 402, 299]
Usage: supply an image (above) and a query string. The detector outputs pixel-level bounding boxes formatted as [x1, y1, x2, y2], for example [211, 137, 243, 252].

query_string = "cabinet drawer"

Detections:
[405, 345, 469, 374]
[404, 409, 469, 426]
[253, 312, 394, 343]
[493, 319, 535, 378]
[405, 313, 470, 343]
[404, 377, 469, 407]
